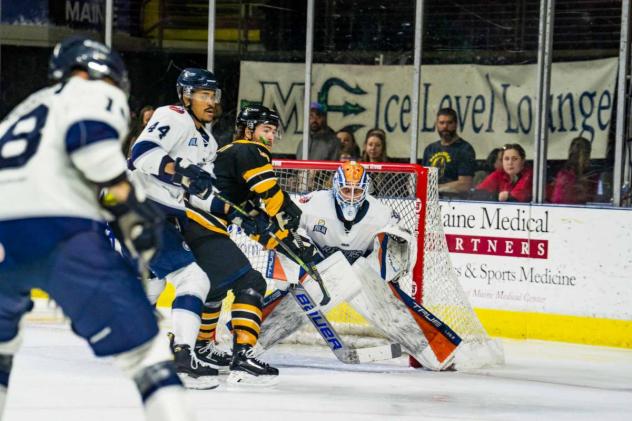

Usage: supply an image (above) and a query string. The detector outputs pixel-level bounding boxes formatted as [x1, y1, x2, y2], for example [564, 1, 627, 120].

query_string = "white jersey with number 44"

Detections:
[0, 77, 130, 222]
[297, 190, 400, 263]
[129, 105, 217, 211]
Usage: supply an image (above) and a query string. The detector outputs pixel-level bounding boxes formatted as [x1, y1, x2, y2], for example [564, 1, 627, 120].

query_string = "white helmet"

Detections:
[333, 161, 370, 221]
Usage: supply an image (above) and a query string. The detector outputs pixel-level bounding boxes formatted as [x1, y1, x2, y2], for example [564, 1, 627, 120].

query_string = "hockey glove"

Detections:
[229, 207, 271, 237]
[280, 236, 319, 266]
[274, 192, 302, 231]
[172, 157, 213, 199]
[101, 184, 164, 264]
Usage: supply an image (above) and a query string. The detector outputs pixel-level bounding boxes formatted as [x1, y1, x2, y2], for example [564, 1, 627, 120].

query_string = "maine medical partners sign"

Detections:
[440, 201, 632, 346]
[238, 58, 617, 160]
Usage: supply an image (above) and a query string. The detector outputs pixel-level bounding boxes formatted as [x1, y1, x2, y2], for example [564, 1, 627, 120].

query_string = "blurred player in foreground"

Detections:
[0, 37, 195, 420]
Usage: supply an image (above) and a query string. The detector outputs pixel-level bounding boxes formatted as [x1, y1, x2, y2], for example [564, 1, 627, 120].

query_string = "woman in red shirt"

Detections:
[550, 136, 597, 204]
[476, 143, 533, 202]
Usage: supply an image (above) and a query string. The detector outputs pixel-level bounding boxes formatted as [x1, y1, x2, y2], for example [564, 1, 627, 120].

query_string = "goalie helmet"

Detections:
[48, 36, 129, 95]
[176, 68, 221, 103]
[332, 161, 370, 221]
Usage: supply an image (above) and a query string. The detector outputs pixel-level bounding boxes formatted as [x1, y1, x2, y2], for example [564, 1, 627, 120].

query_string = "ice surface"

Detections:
[3, 320, 631, 421]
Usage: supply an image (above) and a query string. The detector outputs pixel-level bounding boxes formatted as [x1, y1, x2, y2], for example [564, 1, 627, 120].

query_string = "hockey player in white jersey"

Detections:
[0, 37, 195, 421]
[128, 68, 222, 388]
[255, 161, 459, 370]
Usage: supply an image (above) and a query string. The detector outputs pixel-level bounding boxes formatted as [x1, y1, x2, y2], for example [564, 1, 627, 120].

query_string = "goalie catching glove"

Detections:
[171, 157, 214, 199]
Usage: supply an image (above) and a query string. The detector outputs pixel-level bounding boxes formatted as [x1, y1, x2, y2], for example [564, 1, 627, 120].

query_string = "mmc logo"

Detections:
[244, 77, 369, 135]
[294, 292, 343, 350]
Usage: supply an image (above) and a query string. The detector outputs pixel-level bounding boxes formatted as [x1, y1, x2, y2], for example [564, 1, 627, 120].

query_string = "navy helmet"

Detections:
[48, 36, 129, 94]
[176, 68, 221, 103]
[236, 104, 281, 131]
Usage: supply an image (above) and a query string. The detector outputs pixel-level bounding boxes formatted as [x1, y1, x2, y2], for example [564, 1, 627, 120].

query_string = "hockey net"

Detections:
[223, 159, 504, 370]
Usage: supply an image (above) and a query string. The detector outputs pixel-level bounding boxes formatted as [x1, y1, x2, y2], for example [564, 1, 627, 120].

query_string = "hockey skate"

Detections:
[195, 340, 232, 374]
[173, 343, 220, 390]
[226, 344, 279, 386]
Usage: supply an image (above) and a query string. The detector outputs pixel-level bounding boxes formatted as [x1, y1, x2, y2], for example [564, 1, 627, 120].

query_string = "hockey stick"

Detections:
[289, 282, 402, 363]
[388, 282, 461, 348]
[211, 192, 331, 306]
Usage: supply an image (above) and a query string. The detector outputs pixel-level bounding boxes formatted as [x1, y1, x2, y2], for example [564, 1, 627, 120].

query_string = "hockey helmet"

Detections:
[333, 161, 370, 221]
[236, 104, 283, 145]
[176, 68, 221, 104]
[48, 36, 129, 94]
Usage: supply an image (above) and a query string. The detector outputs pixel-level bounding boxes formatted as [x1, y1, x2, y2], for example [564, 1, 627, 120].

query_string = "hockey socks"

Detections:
[196, 301, 222, 343]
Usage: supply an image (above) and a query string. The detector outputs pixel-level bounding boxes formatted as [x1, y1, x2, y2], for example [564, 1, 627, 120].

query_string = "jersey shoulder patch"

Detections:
[168, 105, 185, 114]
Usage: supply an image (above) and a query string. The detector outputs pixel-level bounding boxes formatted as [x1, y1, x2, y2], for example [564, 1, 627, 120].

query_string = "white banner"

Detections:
[439, 202, 632, 320]
[238, 58, 618, 159]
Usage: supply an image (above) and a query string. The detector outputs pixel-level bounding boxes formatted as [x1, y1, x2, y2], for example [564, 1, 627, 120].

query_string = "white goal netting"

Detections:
[222, 160, 504, 370]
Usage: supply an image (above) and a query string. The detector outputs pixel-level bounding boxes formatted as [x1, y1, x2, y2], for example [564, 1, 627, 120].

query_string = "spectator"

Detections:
[361, 128, 389, 162]
[123, 105, 154, 157]
[422, 108, 476, 196]
[551, 136, 597, 204]
[473, 147, 503, 186]
[337, 129, 361, 160]
[139, 105, 155, 126]
[296, 101, 340, 160]
[476, 143, 533, 202]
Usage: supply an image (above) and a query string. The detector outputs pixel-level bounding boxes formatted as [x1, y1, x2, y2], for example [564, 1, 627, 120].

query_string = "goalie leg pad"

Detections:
[257, 251, 361, 353]
[350, 257, 457, 371]
[257, 292, 305, 353]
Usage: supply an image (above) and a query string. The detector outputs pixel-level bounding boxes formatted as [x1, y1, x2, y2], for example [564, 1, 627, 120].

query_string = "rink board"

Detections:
[31, 285, 632, 348]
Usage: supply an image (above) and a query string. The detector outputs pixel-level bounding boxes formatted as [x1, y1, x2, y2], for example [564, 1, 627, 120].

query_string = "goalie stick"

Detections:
[210, 192, 402, 363]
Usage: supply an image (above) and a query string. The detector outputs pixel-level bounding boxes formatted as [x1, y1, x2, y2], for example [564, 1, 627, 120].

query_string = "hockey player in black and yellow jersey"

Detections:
[181, 105, 301, 385]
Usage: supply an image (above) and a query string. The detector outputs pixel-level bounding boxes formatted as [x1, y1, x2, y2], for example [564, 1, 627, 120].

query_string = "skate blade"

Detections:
[226, 370, 279, 387]
[215, 365, 231, 375]
[178, 373, 220, 390]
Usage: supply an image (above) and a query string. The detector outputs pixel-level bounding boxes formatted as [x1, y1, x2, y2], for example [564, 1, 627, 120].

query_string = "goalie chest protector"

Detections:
[298, 190, 396, 263]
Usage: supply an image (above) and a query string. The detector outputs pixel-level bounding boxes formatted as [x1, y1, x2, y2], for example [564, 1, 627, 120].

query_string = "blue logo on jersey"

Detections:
[188, 137, 198, 146]
[313, 219, 327, 235]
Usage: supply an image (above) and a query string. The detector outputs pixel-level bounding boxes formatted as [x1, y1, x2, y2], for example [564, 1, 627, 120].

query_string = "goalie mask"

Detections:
[333, 161, 370, 221]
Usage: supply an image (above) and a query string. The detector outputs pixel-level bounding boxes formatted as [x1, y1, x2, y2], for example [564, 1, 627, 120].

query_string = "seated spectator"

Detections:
[422, 108, 476, 196]
[473, 147, 502, 186]
[476, 143, 532, 202]
[551, 136, 598, 204]
[361, 128, 389, 162]
[296, 101, 340, 160]
[337, 129, 361, 160]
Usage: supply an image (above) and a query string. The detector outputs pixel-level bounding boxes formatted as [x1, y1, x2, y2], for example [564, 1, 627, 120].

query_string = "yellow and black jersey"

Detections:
[185, 139, 286, 236]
